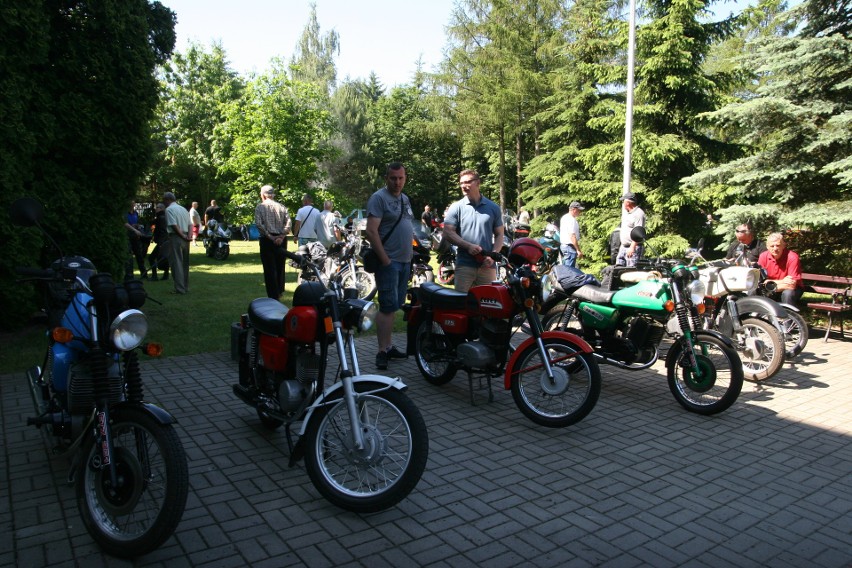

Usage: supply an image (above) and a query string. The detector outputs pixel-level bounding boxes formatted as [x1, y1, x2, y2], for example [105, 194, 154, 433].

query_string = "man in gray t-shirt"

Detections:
[365, 162, 414, 370]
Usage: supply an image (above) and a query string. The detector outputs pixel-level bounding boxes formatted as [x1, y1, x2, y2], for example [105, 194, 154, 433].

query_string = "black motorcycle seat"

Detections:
[248, 298, 289, 337]
[571, 285, 616, 304]
[418, 282, 468, 310]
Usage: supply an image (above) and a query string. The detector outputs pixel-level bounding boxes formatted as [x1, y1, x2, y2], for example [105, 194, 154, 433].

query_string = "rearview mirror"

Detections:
[9, 197, 44, 227]
[629, 226, 646, 244]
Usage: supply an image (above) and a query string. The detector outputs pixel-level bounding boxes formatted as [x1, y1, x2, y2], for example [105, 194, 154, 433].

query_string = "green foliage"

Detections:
[0, 1, 175, 330]
[289, 3, 340, 94]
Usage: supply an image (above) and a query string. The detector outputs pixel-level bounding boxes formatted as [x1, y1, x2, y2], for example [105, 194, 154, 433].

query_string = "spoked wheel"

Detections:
[541, 304, 584, 334]
[77, 407, 188, 558]
[340, 267, 376, 300]
[779, 309, 808, 359]
[735, 317, 784, 381]
[414, 320, 458, 384]
[213, 244, 229, 260]
[666, 334, 744, 415]
[303, 387, 429, 513]
[509, 337, 601, 428]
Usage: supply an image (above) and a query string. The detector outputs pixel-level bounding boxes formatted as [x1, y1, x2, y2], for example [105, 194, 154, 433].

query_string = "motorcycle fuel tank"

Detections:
[284, 305, 319, 343]
[611, 280, 671, 312]
[469, 284, 514, 319]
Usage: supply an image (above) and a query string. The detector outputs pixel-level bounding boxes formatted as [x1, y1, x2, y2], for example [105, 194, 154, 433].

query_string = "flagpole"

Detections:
[623, 0, 637, 198]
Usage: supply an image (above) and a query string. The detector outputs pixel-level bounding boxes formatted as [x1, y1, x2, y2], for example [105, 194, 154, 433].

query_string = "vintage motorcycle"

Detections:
[232, 248, 429, 513]
[539, 228, 744, 415]
[411, 225, 435, 287]
[431, 227, 457, 285]
[202, 218, 232, 260]
[297, 232, 376, 300]
[11, 197, 188, 558]
[404, 237, 602, 428]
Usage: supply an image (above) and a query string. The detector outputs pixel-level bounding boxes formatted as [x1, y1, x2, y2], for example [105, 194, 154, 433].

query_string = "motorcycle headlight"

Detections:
[687, 279, 707, 305]
[541, 272, 553, 303]
[109, 309, 148, 351]
[344, 299, 378, 332]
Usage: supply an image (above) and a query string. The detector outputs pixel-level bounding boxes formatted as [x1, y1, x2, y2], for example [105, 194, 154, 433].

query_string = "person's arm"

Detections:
[570, 232, 581, 256]
[365, 215, 390, 266]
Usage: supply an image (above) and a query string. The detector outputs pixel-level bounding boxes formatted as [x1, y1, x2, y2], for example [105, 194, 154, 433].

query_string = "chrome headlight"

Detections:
[687, 279, 707, 305]
[541, 272, 554, 303]
[110, 309, 148, 351]
[344, 299, 378, 332]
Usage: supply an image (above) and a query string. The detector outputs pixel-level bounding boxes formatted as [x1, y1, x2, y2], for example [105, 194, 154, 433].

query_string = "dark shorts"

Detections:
[376, 260, 411, 313]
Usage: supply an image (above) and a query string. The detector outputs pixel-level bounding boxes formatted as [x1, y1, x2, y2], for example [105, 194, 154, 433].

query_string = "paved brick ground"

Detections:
[2, 329, 851, 567]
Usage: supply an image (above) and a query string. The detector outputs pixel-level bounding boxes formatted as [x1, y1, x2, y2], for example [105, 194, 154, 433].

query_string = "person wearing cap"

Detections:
[293, 194, 321, 246]
[254, 184, 292, 299]
[615, 192, 646, 267]
[559, 201, 585, 268]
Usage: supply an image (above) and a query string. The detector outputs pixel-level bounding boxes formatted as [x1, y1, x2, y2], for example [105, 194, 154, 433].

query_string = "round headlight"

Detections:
[345, 299, 378, 332]
[541, 272, 553, 303]
[687, 279, 707, 305]
[358, 301, 378, 332]
[110, 309, 148, 351]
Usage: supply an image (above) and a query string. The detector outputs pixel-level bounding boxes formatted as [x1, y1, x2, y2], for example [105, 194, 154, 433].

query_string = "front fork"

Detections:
[330, 296, 366, 452]
[526, 305, 558, 382]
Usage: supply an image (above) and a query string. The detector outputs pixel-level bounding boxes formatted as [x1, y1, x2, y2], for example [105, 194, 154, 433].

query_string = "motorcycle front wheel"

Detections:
[340, 266, 377, 300]
[509, 337, 601, 428]
[779, 309, 808, 359]
[736, 317, 784, 381]
[303, 387, 429, 513]
[77, 406, 188, 558]
[667, 334, 744, 415]
[414, 320, 458, 384]
[214, 244, 229, 260]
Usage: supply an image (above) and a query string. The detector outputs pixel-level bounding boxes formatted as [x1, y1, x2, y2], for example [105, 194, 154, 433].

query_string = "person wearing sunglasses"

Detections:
[725, 221, 767, 264]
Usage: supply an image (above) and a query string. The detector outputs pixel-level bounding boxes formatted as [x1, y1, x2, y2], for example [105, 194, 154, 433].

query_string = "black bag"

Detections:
[362, 247, 380, 274]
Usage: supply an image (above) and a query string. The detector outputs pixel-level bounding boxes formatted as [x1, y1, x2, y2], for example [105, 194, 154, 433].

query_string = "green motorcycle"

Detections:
[540, 227, 744, 415]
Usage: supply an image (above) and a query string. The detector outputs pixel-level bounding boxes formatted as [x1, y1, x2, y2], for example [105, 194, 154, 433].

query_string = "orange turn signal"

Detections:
[324, 316, 334, 334]
[524, 298, 535, 308]
[664, 300, 675, 312]
[695, 303, 706, 315]
[520, 277, 531, 289]
[145, 343, 164, 357]
[51, 327, 74, 343]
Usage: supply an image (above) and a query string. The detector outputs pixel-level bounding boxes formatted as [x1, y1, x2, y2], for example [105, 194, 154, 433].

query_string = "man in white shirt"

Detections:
[615, 192, 646, 267]
[558, 201, 585, 268]
[319, 200, 341, 247]
[293, 194, 320, 245]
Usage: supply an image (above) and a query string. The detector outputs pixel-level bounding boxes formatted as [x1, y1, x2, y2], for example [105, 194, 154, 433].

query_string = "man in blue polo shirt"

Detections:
[443, 169, 505, 293]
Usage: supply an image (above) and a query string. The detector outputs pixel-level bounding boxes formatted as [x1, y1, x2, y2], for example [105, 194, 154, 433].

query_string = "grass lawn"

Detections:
[0, 239, 406, 375]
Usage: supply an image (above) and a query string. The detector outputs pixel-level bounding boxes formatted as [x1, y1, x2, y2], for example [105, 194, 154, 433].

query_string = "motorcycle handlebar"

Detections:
[283, 250, 304, 264]
[15, 266, 56, 279]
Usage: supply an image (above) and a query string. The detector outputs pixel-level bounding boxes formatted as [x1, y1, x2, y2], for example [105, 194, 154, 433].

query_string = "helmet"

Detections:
[508, 237, 544, 266]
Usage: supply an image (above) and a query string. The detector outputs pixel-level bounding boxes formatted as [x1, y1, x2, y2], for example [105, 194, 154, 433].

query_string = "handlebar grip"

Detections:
[283, 250, 304, 264]
[15, 267, 55, 279]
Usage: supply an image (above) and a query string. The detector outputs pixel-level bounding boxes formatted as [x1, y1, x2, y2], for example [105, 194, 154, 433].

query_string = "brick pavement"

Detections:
[2, 330, 851, 567]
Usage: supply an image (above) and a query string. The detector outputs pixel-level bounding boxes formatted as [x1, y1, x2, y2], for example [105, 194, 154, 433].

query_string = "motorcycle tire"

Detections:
[77, 406, 188, 558]
[736, 317, 784, 381]
[205, 246, 214, 258]
[509, 337, 601, 428]
[214, 244, 229, 260]
[414, 320, 458, 384]
[539, 303, 584, 335]
[303, 386, 429, 513]
[340, 266, 376, 301]
[779, 309, 808, 359]
[666, 334, 744, 415]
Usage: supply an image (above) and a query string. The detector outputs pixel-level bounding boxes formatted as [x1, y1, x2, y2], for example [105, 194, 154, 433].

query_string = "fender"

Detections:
[297, 375, 408, 436]
[777, 302, 800, 314]
[403, 302, 425, 356]
[112, 401, 178, 425]
[503, 331, 594, 390]
[735, 296, 787, 318]
[665, 329, 736, 370]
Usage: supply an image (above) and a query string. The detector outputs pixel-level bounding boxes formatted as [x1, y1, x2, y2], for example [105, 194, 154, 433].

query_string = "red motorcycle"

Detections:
[403, 238, 602, 428]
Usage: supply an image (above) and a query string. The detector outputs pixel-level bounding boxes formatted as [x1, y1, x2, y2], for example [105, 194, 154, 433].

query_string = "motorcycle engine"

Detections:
[606, 317, 663, 364]
[277, 349, 319, 414]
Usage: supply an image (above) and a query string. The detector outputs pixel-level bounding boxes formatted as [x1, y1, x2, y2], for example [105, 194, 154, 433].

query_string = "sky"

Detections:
[160, 0, 458, 88]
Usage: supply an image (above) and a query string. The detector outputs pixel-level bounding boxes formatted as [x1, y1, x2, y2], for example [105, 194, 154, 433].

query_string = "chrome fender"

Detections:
[297, 375, 408, 436]
[503, 331, 594, 390]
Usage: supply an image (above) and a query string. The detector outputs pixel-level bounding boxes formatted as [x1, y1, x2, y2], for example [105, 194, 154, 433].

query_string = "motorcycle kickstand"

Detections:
[466, 370, 494, 406]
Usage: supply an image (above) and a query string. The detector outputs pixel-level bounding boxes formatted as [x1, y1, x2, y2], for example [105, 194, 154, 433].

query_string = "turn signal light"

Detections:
[51, 327, 74, 343]
[324, 316, 334, 334]
[520, 277, 531, 289]
[664, 300, 675, 312]
[145, 343, 164, 357]
[695, 303, 706, 315]
[524, 298, 535, 308]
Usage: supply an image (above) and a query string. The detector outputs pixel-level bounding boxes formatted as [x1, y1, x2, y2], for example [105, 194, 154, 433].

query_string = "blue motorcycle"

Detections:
[11, 197, 188, 558]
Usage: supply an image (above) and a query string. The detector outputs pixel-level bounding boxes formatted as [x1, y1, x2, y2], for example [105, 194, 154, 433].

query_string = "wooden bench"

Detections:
[802, 273, 852, 341]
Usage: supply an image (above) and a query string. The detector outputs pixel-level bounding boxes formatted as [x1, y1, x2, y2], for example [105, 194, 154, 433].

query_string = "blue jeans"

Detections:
[561, 245, 578, 268]
[375, 260, 411, 313]
[615, 244, 644, 267]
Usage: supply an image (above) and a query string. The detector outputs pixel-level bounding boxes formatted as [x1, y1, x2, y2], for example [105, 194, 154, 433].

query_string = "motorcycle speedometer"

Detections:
[687, 279, 706, 306]
[110, 309, 148, 351]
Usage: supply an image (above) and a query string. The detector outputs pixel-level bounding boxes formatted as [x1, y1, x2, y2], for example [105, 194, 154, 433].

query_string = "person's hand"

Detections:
[468, 243, 482, 256]
[626, 244, 636, 258]
[482, 255, 494, 268]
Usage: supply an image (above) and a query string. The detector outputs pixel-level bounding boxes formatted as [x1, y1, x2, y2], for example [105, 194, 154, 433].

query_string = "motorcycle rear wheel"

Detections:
[414, 320, 458, 384]
[779, 309, 808, 359]
[340, 266, 376, 300]
[667, 334, 744, 415]
[77, 406, 188, 558]
[303, 387, 429, 513]
[509, 337, 601, 428]
[736, 317, 784, 381]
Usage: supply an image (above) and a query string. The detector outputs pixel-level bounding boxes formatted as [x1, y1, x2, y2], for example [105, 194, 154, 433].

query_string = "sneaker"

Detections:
[375, 350, 388, 370]
[386, 346, 407, 359]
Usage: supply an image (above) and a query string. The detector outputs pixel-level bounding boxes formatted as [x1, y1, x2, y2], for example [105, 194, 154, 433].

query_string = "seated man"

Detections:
[726, 221, 766, 264]
[758, 232, 803, 306]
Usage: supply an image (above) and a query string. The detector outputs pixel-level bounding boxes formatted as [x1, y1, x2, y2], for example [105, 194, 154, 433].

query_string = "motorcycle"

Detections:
[10, 197, 188, 558]
[431, 226, 457, 285]
[232, 248, 429, 513]
[536, 234, 562, 274]
[539, 227, 744, 415]
[404, 237, 602, 428]
[411, 225, 435, 287]
[202, 218, 231, 260]
[686, 244, 788, 380]
[297, 232, 377, 301]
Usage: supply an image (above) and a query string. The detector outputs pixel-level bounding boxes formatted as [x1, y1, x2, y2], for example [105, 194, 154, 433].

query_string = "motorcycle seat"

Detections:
[571, 285, 616, 304]
[417, 282, 468, 310]
[248, 298, 290, 337]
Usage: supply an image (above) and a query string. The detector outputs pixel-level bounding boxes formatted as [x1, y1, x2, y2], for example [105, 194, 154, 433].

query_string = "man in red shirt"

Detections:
[758, 232, 803, 306]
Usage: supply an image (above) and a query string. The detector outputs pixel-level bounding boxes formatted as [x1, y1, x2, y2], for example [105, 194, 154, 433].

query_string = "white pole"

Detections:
[622, 0, 637, 198]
